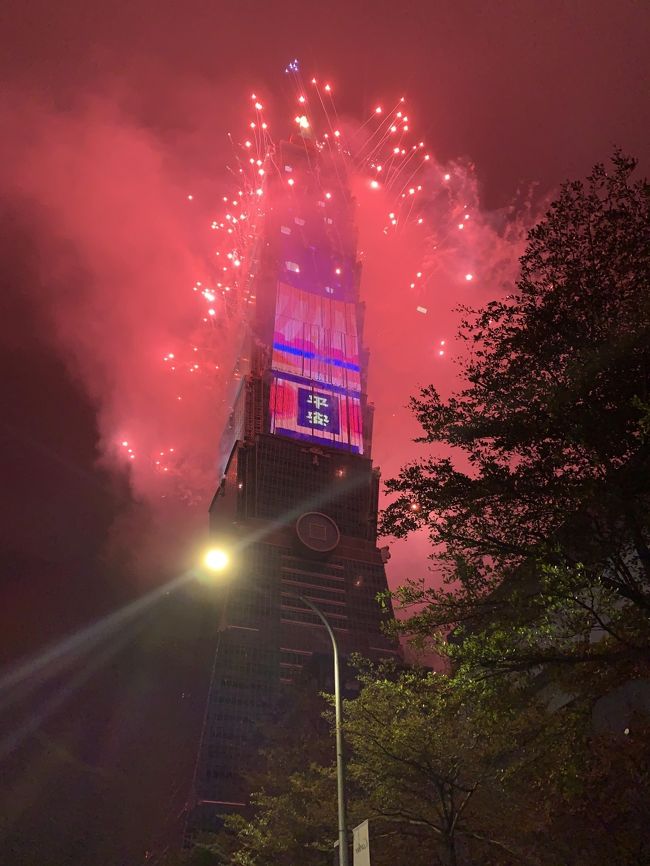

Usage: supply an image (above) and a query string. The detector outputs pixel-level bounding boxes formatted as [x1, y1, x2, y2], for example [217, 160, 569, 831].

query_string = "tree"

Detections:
[341, 663, 542, 866]
[381, 152, 650, 674]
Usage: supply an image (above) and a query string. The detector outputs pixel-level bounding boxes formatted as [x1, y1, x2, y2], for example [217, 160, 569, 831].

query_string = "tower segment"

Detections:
[187, 137, 399, 837]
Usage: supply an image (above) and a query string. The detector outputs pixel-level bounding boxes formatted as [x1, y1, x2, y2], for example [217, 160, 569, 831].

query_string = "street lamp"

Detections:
[289, 593, 349, 866]
[197, 548, 349, 866]
[202, 548, 230, 572]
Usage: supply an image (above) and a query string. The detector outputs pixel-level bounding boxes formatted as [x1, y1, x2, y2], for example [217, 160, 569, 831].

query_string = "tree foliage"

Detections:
[341, 664, 543, 866]
[192, 661, 650, 866]
[381, 152, 650, 673]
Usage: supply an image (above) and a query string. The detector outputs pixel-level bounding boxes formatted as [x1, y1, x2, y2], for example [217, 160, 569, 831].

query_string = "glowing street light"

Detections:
[202, 548, 230, 572]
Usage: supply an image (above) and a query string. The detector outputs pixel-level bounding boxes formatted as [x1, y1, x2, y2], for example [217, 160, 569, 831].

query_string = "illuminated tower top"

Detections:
[253, 137, 371, 456]
[216, 134, 374, 476]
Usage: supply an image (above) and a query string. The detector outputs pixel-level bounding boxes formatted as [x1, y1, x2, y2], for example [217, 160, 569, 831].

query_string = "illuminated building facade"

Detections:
[187, 138, 399, 836]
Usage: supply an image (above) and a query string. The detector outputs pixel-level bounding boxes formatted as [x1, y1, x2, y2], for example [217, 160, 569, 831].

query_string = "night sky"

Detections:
[1, 2, 649, 863]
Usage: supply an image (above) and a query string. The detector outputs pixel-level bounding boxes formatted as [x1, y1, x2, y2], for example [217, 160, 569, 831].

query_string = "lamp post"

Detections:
[290, 593, 349, 866]
[201, 549, 349, 866]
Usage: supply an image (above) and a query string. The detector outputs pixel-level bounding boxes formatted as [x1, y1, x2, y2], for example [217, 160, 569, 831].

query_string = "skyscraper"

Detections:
[187, 136, 400, 836]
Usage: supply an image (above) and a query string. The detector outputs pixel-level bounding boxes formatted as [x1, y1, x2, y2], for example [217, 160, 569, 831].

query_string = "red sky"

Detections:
[3, 0, 648, 588]
[0, 2, 648, 860]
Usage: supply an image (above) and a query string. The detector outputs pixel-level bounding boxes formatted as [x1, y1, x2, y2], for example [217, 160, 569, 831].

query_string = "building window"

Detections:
[280, 648, 312, 667]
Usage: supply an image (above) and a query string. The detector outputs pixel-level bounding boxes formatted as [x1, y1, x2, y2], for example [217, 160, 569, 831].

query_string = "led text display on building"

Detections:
[297, 388, 340, 433]
[269, 281, 363, 452]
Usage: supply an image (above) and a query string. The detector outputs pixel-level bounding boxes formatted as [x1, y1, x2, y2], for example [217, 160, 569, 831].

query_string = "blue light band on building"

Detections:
[272, 342, 361, 373]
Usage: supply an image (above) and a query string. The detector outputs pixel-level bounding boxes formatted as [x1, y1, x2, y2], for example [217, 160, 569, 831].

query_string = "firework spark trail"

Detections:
[0, 71, 534, 581]
[135, 65, 531, 496]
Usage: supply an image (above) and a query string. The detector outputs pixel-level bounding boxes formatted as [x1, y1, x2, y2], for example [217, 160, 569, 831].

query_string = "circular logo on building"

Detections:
[296, 512, 340, 552]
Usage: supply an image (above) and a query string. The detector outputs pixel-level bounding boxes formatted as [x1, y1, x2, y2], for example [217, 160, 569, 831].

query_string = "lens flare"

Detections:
[203, 549, 230, 572]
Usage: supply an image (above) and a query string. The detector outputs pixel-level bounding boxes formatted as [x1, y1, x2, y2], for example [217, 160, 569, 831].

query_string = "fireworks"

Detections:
[118, 65, 492, 496]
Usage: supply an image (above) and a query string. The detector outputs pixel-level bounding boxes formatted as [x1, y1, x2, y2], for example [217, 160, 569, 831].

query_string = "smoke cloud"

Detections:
[352, 164, 535, 584]
[0, 84, 536, 584]
[0, 88, 243, 576]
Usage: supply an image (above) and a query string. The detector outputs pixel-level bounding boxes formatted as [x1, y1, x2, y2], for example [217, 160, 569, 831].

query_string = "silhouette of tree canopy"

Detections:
[381, 152, 650, 673]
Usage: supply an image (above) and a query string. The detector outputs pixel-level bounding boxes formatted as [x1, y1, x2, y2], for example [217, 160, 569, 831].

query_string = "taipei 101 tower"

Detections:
[187, 127, 400, 836]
